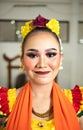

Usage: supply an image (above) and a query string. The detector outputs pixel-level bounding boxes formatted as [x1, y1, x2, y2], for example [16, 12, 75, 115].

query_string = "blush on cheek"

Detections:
[49, 58, 60, 70]
[23, 58, 35, 70]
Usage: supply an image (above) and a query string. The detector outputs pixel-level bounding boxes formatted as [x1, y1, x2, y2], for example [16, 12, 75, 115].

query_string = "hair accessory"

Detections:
[21, 15, 60, 38]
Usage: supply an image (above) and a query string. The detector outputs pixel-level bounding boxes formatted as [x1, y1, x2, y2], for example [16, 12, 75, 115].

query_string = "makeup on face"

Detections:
[25, 48, 60, 59]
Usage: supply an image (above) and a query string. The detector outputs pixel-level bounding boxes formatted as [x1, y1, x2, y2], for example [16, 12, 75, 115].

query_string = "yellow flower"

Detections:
[46, 19, 60, 36]
[64, 89, 73, 103]
[0, 111, 7, 116]
[8, 88, 16, 112]
[0, 111, 3, 115]
[21, 16, 60, 39]
[21, 21, 33, 38]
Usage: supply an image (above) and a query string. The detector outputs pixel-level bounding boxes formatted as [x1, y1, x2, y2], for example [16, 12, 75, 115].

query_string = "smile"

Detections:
[34, 71, 50, 75]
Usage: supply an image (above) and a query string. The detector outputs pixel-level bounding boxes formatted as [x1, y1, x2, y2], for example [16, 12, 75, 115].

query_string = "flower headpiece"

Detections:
[21, 15, 60, 39]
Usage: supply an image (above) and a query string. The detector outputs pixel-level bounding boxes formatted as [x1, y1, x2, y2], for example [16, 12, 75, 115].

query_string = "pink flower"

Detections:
[31, 15, 49, 28]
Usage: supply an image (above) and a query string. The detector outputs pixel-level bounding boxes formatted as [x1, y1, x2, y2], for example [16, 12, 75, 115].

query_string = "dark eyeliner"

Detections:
[46, 52, 57, 58]
[26, 53, 37, 58]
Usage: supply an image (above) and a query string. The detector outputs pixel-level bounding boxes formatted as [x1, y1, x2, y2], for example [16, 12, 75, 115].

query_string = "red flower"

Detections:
[0, 87, 10, 115]
[31, 15, 49, 28]
[72, 85, 82, 113]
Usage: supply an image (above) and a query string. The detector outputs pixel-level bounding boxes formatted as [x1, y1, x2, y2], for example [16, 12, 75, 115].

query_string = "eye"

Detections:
[46, 52, 58, 58]
[26, 53, 38, 58]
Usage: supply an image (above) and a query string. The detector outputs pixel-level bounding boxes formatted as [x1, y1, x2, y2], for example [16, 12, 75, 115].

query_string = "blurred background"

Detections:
[0, 0, 83, 89]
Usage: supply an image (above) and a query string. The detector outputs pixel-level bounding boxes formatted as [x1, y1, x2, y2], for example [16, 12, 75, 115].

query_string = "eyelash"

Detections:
[46, 52, 58, 58]
[26, 52, 58, 59]
[26, 53, 38, 58]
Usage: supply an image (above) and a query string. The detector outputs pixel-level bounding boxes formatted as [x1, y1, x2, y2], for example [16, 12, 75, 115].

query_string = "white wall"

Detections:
[0, 0, 83, 88]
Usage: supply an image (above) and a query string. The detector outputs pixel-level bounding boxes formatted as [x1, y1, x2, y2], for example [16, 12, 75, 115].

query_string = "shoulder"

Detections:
[79, 116, 83, 130]
[16, 87, 23, 97]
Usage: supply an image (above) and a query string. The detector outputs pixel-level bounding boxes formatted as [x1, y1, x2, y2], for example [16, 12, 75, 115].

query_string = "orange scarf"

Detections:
[6, 82, 81, 130]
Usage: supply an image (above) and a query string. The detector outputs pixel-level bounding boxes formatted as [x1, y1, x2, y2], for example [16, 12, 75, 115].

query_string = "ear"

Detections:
[59, 53, 64, 70]
[21, 58, 24, 65]
[20, 56, 24, 65]
[60, 53, 64, 63]
[20, 57, 24, 70]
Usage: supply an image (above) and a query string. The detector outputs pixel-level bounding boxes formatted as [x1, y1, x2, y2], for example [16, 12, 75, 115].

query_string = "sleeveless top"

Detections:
[0, 119, 55, 130]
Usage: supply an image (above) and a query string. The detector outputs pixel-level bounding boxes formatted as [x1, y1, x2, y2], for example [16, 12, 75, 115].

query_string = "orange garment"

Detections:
[6, 82, 81, 130]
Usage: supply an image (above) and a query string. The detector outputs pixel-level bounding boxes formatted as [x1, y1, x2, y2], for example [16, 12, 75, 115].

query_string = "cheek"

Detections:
[23, 57, 36, 70]
[49, 57, 61, 70]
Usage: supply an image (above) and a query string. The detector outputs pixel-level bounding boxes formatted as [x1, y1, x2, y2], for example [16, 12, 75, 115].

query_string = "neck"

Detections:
[30, 81, 53, 118]
[30, 81, 53, 98]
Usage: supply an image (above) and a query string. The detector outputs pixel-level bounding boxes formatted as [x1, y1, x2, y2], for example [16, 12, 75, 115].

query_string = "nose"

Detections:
[36, 56, 47, 68]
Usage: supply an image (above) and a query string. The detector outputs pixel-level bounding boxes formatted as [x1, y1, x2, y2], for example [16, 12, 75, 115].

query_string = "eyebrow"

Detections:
[46, 48, 57, 52]
[27, 48, 57, 52]
[27, 49, 38, 52]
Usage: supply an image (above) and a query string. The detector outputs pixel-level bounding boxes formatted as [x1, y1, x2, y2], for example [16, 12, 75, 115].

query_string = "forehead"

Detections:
[24, 31, 60, 51]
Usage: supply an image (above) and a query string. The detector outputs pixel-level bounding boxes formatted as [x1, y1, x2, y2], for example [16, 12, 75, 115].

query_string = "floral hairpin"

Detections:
[21, 15, 60, 38]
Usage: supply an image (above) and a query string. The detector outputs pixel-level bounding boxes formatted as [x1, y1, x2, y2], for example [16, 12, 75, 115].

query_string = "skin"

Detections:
[22, 31, 83, 127]
[22, 31, 63, 86]
[79, 116, 83, 130]
[22, 31, 63, 120]
[0, 31, 83, 128]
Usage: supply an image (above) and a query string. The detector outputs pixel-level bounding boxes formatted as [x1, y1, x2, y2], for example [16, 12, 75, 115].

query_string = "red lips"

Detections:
[35, 71, 50, 75]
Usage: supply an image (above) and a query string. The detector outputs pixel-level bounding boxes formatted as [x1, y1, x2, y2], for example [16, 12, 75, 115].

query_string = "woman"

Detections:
[0, 15, 82, 130]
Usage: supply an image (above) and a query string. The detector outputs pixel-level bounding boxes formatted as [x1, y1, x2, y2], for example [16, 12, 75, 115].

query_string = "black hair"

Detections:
[21, 27, 61, 58]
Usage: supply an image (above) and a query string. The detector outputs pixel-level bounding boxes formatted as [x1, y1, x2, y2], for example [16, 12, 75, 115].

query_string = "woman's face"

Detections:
[22, 31, 63, 85]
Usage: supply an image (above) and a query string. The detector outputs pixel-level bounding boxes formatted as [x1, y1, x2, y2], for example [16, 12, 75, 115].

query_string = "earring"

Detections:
[59, 62, 63, 70]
